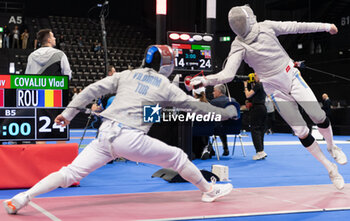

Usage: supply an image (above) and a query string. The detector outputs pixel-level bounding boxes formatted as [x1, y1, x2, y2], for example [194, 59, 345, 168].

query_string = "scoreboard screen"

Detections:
[0, 75, 69, 141]
[172, 44, 212, 71]
[167, 31, 214, 73]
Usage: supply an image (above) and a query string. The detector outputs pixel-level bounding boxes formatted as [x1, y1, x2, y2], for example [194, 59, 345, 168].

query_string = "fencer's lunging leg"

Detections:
[4, 138, 113, 214]
[177, 159, 211, 192]
[177, 159, 233, 202]
[26, 172, 65, 199]
[3, 171, 66, 214]
[302, 134, 333, 171]
[317, 118, 334, 148]
[317, 117, 347, 165]
[115, 130, 233, 202]
[301, 133, 344, 190]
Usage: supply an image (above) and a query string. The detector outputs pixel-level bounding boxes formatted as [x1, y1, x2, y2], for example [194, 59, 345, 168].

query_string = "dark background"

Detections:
[1, 0, 350, 133]
[2, 0, 347, 102]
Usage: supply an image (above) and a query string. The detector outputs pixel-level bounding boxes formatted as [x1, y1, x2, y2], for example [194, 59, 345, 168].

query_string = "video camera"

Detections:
[234, 73, 256, 83]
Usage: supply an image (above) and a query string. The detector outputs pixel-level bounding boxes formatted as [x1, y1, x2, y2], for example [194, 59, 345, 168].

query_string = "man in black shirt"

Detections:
[244, 73, 267, 160]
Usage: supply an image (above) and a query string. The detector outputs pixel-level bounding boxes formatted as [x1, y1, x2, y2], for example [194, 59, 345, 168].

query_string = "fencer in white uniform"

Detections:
[191, 5, 347, 189]
[3, 45, 237, 215]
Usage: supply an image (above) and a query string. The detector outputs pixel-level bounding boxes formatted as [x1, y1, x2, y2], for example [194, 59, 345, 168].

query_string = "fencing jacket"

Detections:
[205, 21, 331, 86]
[61, 68, 236, 133]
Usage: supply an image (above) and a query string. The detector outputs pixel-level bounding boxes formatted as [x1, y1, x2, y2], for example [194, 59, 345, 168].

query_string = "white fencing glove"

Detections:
[190, 76, 207, 89]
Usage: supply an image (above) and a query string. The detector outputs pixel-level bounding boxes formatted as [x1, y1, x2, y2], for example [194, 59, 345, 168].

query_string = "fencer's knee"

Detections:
[168, 148, 188, 172]
[299, 133, 315, 148]
[177, 158, 191, 174]
[310, 111, 326, 125]
[316, 117, 330, 128]
[45, 171, 66, 187]
[58, 165, 88, 188]
[293, 126, 310, 139]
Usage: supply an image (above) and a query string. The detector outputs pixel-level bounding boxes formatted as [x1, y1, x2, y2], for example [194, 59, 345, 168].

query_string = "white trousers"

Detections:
[262, 66, 326, 138]
[59, 120, 188, 188]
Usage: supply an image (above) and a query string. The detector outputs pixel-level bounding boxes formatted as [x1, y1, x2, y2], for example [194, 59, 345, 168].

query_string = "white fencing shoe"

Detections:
[202, 177, 233, 202]
[328, 163, 345, 190]
[252, 151, 267, 160]
[328, 146, 347, 165]
[3, 192, 30, 214]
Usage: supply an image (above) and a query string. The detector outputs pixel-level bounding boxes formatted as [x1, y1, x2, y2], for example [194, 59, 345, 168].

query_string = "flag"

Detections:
[38, 90, 62, 107]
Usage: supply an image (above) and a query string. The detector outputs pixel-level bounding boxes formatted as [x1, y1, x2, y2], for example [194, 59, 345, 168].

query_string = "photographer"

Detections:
[243, 73, 267, 160]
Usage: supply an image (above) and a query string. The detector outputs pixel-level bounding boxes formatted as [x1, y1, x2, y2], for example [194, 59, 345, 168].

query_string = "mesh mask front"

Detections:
[228, 5, 257, 38]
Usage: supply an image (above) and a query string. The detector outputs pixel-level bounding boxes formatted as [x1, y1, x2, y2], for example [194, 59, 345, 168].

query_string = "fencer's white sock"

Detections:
[178, 159, 211, 192]
[307, 141, 333, 172]
[26, 172, 65, 200]
[318, 125, 335, 149]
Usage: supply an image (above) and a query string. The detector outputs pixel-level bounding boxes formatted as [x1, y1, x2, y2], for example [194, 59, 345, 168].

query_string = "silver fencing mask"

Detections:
[228, 5, 257, 38]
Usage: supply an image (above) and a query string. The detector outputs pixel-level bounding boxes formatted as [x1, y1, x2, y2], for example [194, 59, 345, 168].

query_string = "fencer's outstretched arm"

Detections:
[204, 49, 244, 86]
[264, 20, 337, 36]
[166, 84, 237, 120]
[59, 71, 123, 122]
[190, 49, 244, 87]
[55, 114, 70, 126]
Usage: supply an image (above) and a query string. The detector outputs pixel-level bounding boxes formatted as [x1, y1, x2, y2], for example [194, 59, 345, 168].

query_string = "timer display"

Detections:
[0, 108, 68, 141]
[0, 118, 35, 140]
[0, 74, 69, 141]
